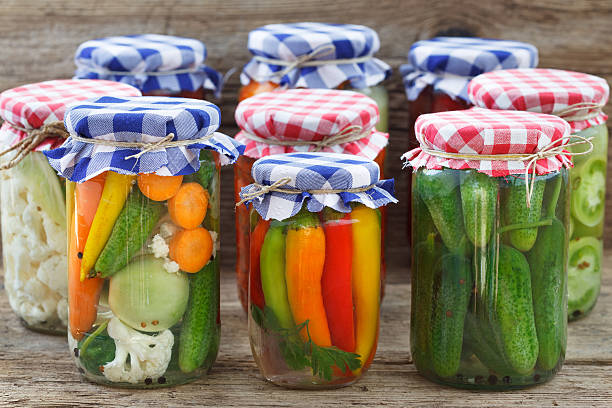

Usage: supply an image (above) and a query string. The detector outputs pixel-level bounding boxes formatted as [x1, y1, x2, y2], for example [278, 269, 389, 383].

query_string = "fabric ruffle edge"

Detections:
[400, 64, 471, 102]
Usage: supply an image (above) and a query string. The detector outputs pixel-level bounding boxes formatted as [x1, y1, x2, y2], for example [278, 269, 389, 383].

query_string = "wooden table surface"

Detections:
[0, 255, 610, 407]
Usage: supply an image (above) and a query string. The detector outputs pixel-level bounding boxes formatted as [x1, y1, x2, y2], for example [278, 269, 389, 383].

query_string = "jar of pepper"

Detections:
[238, 152, 397, 388]
[404, 108, 589, 389]
[45, 96, 244, 387]
[238, 22, 391, 133]
[468, 68, 609, 321]
[0, 79, 141, 334]
[74, 34, 223, 99]
[233, 89, 390, 312]
[400, 37, 538, 239]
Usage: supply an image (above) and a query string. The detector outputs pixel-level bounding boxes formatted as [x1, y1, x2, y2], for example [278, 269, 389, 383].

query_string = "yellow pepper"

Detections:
[80, 172, 135, 281]
[350, 204, 381, 373]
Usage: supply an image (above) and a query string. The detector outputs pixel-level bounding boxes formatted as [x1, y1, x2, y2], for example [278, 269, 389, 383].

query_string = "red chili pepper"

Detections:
[249, 219, 270, 309]
[321, 209, 355, 352]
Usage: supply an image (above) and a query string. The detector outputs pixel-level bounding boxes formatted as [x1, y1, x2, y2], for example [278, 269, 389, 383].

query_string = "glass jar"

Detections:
[67, 151, 221, 388]
[249, 205, 381, 389]
[411, 168, 569, 389]
[566, 123, 608, 320]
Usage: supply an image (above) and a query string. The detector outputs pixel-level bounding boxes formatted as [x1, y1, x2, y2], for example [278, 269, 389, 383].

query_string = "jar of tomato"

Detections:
[239, 152, 397, 388]
[469, 68, 609, 321]
[404, 108, 580, 389]
[233, 89, 390, 312]
[400, 37, 538, 238]
[45, 96, 244, 387]
[74, 34, 223, 99]
[239, 22, 391, 132]
[0, 79, 140, 335]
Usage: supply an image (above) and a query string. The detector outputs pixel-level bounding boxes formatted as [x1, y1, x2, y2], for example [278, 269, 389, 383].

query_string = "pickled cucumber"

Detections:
[460, 170, 498, 247]
[502, 177, 545, 252]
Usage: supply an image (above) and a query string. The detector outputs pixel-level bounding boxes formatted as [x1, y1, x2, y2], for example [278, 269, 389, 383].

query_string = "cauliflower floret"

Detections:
[103, 317, 174, 384]
[149, 232, 180, 274]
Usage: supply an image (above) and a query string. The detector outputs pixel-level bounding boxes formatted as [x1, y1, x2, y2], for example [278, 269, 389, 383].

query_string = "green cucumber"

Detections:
[527, 218, 566, 370]
[502, 177, 545, 252]
[179, 259, 219, 373]
[412, 192, 436, 245]
[460, 170, 498, 247]
[431, 253, 473, 378]
[95, 189, 164, 277]
[464, 312, 516, 375]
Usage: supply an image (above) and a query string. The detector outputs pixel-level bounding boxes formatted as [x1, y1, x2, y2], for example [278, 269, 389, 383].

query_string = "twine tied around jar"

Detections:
[235, 176, 376, 207]
[240, 125, 374, 151]
[554, 101, 606, 123]
[253, 44, 373, 81]
[81, 65, 210, 77]
[0, 121, 69, 170]
[419, 134, 594, 208]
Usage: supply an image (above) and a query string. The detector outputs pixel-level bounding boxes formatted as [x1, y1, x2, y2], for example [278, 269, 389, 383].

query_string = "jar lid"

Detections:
[0, 79, 141, 154]
[235, 89, 388, 160]
[239, 152, 397, 221]
[45, 96, 244, 182]
[74, 34, 223, 96]
[403, 107, 573, 177]
[468, 68, 609, 132]
[400, 37, 538, 102]
[241, 22, 391, 89]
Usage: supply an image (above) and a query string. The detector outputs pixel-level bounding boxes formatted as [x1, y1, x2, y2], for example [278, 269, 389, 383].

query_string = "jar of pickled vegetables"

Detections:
[468, 68, 609, 321]
[74, 34, 223, 99]
[400, 37, 538, 238]
[0, 79, 141, 334]
[233, 89, 390, 312]
[45, 96, 244, 387]
[239, 152, 397, 388]
[239, 22, 391, 132]
[404, 108, 583, 389]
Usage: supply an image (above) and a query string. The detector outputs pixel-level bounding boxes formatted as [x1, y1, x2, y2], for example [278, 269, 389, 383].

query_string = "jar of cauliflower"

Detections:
[45, 95, 244, 387]
[0, 79, 141, 334]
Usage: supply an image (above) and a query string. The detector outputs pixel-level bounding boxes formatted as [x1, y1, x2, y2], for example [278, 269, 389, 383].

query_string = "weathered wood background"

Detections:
[0, 0, 611, 272]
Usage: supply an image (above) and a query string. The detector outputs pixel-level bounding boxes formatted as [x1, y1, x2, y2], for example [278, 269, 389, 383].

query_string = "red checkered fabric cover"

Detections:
[404, 107, 572, 177]
[234, 89, 388, 159]
[468, 68, 609, 132]
[0, 79, 141, 151]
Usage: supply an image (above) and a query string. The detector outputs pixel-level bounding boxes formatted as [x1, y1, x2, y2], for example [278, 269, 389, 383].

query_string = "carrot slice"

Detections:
[169, 227, 213, 273]
[137, 173, 183, 201]
[168, 182, 208, 229]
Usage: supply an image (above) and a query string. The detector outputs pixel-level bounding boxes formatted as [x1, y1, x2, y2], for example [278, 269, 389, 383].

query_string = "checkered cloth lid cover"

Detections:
[235, 89, 388, 160]
[74, 34, 223, 97]
[241, 22, 392, 89]
[468, 68, 609, 132]
[403, 107, 572, 177]
[240, 152, 397, 221]
[0, 79, 141, 152]
[45, 96, 245, 182]
[400, 37, 538, 102]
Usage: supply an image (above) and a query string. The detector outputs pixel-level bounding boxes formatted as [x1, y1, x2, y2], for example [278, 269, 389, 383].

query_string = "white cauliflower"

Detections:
[103, 317, 174, 384]
[149, 227, 180, 274]
[209, 230, 219, 258]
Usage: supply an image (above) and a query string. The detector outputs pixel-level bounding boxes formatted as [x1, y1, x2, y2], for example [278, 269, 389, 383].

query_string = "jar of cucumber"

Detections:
[239, 152, 397, 389]
[45, 96, 244, 387]
[0, 79, 141, 335]
[469, 68, 609, 320]
[233, 89, 390, 312]
[405, 108, 580, 389]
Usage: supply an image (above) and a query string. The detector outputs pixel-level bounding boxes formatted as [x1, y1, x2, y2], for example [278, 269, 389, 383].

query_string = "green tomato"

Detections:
[109, 256, 189, 332]
[567, 236, 602, 319]
[571, 156, 606, 227]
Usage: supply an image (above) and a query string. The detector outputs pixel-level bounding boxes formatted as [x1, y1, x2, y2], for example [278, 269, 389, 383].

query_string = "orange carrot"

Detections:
[169, 227, 213, 273]
[69, 174, 106, 340]
[285, 209, 331, 347]
[168, 182, 208, 229]
[137, 173, 183, 201]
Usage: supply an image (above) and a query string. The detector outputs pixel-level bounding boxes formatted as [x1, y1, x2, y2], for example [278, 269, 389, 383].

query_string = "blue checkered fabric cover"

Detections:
[241, 23, 391, 89]
[240, 152, 397, 221]
[74, 34, 223, 97]
[45, 96, 244, 182]
[400, 37, 538, 102]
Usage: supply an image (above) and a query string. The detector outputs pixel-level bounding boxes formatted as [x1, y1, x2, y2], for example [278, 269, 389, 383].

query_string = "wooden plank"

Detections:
[0, 255, 611, 406]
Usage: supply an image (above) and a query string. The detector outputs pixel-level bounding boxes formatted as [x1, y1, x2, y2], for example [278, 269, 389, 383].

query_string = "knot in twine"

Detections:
[420, 134, 594, 208]
[554, 101, 606, 123]
[235, 176, 376, 207]
[241, 124, 372, 151]
[0, 121, 69, 170]
[253, 44, 373, 81]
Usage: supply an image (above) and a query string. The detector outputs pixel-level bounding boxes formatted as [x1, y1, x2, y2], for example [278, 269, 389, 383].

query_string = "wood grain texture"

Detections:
[0, 256, 611, 407]
[0, 0, 611, 273]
